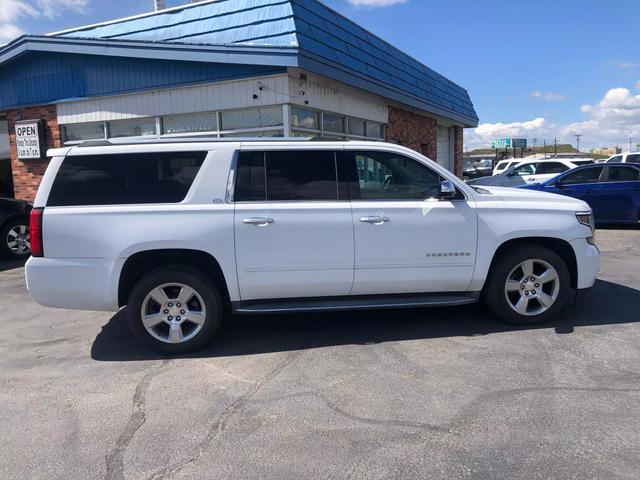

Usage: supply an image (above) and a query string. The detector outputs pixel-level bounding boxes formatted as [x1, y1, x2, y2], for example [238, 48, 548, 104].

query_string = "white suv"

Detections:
[26, 139, 599, 353]
[605, 152, 640, 164]
[470, 158, 594, 187]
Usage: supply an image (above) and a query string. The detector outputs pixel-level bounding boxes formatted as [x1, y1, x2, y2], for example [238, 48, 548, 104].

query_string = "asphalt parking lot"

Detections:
[1, 229, 639, 480]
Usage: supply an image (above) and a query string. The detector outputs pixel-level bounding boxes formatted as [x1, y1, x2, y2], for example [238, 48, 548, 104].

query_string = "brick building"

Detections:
[0, 0, 477, 201]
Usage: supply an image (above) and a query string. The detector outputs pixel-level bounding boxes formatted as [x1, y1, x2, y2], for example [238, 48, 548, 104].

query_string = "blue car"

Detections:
[519, 163, 640, 225]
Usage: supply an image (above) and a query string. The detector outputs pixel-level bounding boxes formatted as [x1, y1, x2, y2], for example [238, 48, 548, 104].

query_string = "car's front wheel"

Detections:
[126, 265, 223, 354]
[483, 244, 570, 325]
[0, 218, 31, 259]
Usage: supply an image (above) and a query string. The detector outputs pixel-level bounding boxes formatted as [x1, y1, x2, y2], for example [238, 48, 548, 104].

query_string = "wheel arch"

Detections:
[486, 237, 578, 290]
[118, 249, 230, 308]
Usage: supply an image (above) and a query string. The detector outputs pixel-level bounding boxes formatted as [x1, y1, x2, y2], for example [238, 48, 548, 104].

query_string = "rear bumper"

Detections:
[570, 238, 599, 290]
[25, 257, 119, 311]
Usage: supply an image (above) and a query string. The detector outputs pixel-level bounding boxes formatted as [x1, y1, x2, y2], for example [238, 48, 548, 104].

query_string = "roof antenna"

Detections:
[154, 0, 166, 11]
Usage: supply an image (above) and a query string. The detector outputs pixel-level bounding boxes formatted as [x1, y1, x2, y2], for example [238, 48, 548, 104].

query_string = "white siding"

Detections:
[288, 70, 388, 124]
[57, 75, 291, 124]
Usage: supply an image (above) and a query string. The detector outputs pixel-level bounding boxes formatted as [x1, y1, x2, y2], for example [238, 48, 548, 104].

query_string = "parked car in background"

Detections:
[467, 158, 590, 187]
[25, 139, 598, 353]
[462, 158, 494, 181]
[492, 159, 520, 176]
[0, 197, 32, 259]
[604, 152, 640, 164]
[519, 163, 640, 225]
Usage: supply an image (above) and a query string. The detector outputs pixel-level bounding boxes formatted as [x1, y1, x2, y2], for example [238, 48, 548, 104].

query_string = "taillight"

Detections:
[29, 208, 44, 257]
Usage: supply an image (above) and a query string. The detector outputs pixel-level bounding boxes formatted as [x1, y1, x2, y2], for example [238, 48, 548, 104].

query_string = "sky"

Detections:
[1, 0, 640, 151]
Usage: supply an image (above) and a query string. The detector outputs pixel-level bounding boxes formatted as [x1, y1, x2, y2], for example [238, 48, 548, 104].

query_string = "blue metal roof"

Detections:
[2, 0, 477, 125]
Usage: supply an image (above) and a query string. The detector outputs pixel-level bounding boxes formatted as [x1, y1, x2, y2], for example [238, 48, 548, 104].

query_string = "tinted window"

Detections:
[352, 151, 442, 200]
[626, 154, 640, 164]
[512, 163, 537, 176]
[536, 162, 569, 174]
[235, 151, 266, 201]
[559, 166, 603, 185]
[607, 155, 623, 163]
[48, 152, 206, 206]
[607, 166, 640, 182]
[266, 151, 338, 201]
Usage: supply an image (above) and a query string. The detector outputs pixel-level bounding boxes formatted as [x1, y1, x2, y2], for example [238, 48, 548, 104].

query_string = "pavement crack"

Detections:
[104, 360, 169, 480]
[146, 352, 299, 480]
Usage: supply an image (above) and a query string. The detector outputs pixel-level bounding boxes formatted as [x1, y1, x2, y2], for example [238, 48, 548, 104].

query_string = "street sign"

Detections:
[491, 138, 527, 149]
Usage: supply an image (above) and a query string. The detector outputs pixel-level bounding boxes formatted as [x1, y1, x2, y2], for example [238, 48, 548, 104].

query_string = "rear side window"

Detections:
[235, 150, 339, 201]
[47, 151, 206, 206]
[606, 166, 640, 182]
[536, 162, 569, 175]
[626, 154, 640, 164]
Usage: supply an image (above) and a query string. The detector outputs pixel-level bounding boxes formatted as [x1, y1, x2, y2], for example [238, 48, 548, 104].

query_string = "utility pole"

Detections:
[543, 139, 547, 157]
[574, 134, 582, 155]
[554, 138, 558, 158]
[630, 138, 633, 152]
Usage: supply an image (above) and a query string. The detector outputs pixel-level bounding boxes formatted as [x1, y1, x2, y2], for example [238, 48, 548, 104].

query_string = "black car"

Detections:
[0, 198, 32, 259]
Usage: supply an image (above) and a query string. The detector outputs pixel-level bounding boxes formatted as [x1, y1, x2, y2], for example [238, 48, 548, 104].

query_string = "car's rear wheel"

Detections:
[0, 218, 31, 259]
[483, 244, 570, 325]
[126, 265, 223, 354]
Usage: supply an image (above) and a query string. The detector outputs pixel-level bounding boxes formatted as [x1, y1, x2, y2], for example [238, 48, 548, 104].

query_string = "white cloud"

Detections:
[35, 0, 89, 20]
[467, 85, 640, 151]
[0, 23, 24, 43]
[347, 0, 407, 7]
[530, 90, 565, 102]
[610, 61, 640, 69]
[0, 0, 38, 23]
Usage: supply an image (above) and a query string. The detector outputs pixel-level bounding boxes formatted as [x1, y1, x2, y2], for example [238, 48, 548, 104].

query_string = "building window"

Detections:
[348, 118, 366, 137]
[162, 112, 217, 135]
[62, 122, 106, 143]
[221, 130, 284, 138]
[366, 121, 385, 139]
[322, 113, 346, 135]
[220, 106, 283, 131]
[108, 118, 157, 138]
[291, 107, 320, 130]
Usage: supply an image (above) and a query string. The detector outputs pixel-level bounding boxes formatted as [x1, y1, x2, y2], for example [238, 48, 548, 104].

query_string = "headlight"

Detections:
[576, 211, 595, 234]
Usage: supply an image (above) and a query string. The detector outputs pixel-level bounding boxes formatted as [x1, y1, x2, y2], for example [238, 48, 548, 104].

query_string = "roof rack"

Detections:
[75, 136, 354, 147]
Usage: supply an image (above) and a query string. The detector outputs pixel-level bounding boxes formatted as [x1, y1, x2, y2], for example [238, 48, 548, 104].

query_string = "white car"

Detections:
[492, 159, 519, 176]
[605, 152, 640, 164]
[26, 139, 599, 353]
[469, 158, 593, 187]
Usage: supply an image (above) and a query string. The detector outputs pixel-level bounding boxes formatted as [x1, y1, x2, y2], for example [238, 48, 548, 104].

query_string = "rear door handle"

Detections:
[360, 216, 390, 224]
[242, 217, 274, 226]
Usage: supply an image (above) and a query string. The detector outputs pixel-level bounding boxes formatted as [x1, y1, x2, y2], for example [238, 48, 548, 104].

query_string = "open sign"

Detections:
[15, 119, 46, 160]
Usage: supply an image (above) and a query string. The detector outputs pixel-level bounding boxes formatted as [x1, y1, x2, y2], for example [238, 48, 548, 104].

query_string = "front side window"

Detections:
[626, 154, 640, 163]
[536, 162, 570, 175]
[607, 155, 623, 163]
[351, 151, 442, 200]
[606, 166, 640, 182]
[512, 163, 537, 176]
[47, 151, 206, 206]
[559, 166, 603, 185]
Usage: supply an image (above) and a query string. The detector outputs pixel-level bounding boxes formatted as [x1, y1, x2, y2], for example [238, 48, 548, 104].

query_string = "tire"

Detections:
[483, 244, 570, 325]
[126, 264, 223, 354]
[0, 217, 31, 259]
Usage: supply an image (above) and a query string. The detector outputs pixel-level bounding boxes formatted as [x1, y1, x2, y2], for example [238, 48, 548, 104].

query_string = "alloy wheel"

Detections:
[504, 259, 560, 316]
[6, 225, 30, 256]
[140, 283, 207, 344]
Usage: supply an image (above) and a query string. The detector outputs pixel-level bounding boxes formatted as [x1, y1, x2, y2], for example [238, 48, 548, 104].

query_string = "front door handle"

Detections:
[360, 216, 390, 225]
[242, 217, 274, 226]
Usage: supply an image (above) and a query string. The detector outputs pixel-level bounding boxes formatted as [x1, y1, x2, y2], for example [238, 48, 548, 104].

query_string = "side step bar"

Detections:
[232, 292, 480, 315]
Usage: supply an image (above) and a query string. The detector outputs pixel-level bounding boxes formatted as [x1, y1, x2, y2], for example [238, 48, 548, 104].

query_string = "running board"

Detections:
[232, 292, 480, 315]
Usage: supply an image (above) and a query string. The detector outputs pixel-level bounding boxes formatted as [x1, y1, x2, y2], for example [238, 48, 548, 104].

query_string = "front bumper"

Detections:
[25, 257, 119, 312]
[570, 238, 600, 290]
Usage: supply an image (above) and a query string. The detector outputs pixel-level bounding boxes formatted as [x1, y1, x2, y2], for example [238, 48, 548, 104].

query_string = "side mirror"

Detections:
[439, 180, 456, 199]
[555, 180, 566, 189]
